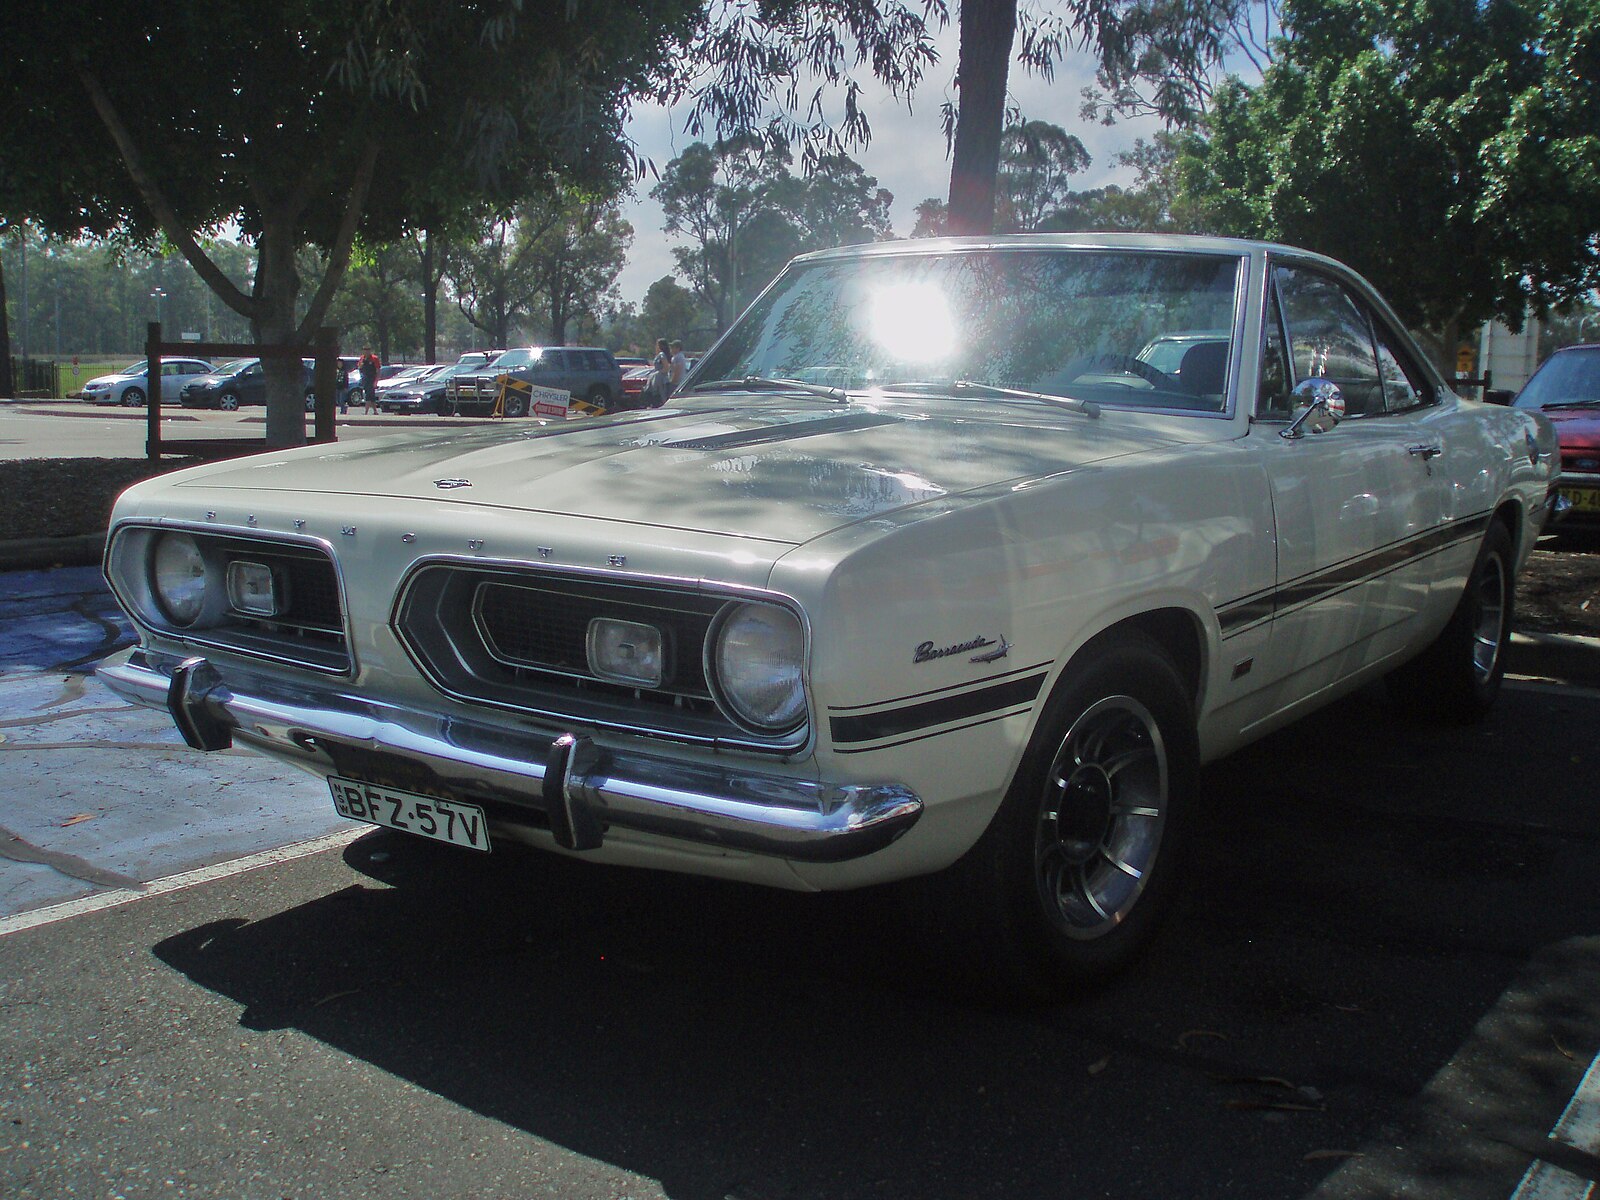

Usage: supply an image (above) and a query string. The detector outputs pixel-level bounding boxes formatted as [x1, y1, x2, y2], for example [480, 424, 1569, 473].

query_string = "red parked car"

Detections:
[1513, 344, 1600, 526]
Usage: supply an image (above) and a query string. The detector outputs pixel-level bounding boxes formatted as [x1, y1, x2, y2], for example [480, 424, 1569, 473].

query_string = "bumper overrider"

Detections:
[97, 647, 923, 863]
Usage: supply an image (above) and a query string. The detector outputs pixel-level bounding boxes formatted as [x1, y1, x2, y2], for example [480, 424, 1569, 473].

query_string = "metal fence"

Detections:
[6, 356, 58, 398]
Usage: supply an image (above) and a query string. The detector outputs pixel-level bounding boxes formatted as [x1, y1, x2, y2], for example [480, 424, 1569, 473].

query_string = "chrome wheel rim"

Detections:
[1471, 551, 1508, 683]
[1034, 695, 1167, 940]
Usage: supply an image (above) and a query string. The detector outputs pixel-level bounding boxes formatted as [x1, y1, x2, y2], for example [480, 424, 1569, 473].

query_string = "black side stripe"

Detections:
[834, 707, 1035, 754]
[1216, 513, 1491, 637]
[831, 673, 1046, 746]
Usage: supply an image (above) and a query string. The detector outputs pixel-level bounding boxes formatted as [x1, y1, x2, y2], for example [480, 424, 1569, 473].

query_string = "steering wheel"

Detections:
[1057, 353, 1174, 389]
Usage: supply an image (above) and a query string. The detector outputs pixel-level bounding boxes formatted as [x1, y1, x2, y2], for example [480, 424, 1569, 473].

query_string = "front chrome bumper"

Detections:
[96, 648, 922, 863]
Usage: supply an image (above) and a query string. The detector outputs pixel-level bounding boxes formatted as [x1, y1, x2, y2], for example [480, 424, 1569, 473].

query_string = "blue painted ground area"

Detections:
[0, 565, 135, 674]
[0, 565, 346, 918]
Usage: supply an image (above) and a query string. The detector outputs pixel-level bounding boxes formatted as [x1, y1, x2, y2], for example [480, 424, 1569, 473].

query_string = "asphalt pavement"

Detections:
[1, 406, 1598, 1198]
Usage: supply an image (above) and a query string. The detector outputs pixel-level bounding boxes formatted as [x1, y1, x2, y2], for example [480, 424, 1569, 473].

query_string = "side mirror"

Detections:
[1281, 377, 1346, 440]
[1484, 389, 1514, 406]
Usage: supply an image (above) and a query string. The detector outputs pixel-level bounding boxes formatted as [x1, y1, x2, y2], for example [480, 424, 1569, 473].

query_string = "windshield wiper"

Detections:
[690, 375, 849, 404]
[883, 379, 1099, 418]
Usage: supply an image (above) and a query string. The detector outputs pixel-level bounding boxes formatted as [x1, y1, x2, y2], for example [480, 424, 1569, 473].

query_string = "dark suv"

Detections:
[447, 346, 623, 416]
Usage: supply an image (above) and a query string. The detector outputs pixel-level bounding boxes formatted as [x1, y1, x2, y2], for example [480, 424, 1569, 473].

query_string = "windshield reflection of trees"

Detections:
[698, 251, 1240, 412]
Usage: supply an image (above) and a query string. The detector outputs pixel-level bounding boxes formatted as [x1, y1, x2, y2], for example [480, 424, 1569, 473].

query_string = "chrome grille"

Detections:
[106, 526, 350, 674]
[394, 563, 803, 750]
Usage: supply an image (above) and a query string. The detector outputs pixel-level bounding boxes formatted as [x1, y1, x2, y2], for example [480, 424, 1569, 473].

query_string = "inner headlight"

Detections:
[150, 532, 208, 626]
[709, 602, 807, 733]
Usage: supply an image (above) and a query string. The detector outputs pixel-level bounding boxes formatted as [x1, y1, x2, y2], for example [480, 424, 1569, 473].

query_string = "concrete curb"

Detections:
[0, 533, 105, 571]
[1506, 629, 1600, 689]
[7, 401, 458, 429]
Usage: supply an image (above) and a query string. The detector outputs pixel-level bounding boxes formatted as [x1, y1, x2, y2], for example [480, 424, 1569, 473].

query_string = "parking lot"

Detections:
[1, 544, 1597, 1198]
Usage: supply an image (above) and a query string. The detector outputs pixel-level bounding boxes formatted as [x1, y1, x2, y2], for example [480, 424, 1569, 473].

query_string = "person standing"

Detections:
[668, 340, 688, 395]
[358, 349, 380, 415]
[647, 338, 670, 407]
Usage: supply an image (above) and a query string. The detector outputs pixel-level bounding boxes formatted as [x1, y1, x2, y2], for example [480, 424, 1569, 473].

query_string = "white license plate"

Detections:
[1561, 486, 1600, 513]
[327, 776, 491, 852]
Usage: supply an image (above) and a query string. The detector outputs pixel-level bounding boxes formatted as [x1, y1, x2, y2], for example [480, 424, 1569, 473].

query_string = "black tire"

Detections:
[925, 632, 1198, 996]
[586, 384, 613, 409]
[122, 386, 146, 408]
[503, 393, 528, 418]
[1389, 520, 1514, 722]
[217, 391, 240, 412]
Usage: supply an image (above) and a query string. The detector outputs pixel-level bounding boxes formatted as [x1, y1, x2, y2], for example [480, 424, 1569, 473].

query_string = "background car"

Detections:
[1513, 343, 1600, 525]
[81, 358, 213, 407]
[377, 363, 471, 414]
[448, 345, 622, 416]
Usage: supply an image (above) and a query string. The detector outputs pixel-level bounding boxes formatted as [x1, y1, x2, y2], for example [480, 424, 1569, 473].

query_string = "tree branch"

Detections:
[76, 67, 257, 321]
[297, 138, 381, 341]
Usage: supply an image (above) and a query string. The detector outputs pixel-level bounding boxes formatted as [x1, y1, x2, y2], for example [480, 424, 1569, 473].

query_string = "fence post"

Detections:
[145, 322, 162, 461]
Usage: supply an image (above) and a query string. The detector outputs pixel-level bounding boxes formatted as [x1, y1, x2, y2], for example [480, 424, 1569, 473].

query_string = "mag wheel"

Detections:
[1389, 520, 1514, 722]
[122, 387, 146, 407]
[217, 391, 240, 411]
[927, 632, 1198, 995]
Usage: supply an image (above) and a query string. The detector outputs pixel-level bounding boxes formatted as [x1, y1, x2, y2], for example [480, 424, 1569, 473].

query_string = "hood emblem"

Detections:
[914, 634, 1010, 665]
[434, 478, 472, 489]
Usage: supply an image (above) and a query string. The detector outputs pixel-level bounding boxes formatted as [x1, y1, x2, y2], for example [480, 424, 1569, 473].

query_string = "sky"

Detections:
[611, 25, 1162, 305]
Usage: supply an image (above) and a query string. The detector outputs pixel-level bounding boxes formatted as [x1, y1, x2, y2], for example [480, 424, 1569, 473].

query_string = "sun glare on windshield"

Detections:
[869, 283, 958, 363]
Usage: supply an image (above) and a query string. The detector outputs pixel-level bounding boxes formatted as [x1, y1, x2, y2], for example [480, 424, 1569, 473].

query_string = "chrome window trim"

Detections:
[105, 518, 355, 678]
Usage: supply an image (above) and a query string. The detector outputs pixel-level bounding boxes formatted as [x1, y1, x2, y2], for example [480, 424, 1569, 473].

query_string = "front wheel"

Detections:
[927, 632, 1198, 995]
[503, 393, 528, 418]
[304, 390, 318, 412]
[1389, 521, 1513, 722]
[121, 386, 146, 408]
[586, 384, 613, 410]
[217, 391, 241, 412]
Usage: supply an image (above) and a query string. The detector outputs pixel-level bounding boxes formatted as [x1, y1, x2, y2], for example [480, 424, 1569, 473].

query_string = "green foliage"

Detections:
[653, 140, 894, 333]
[1179, 0, 1600, 345]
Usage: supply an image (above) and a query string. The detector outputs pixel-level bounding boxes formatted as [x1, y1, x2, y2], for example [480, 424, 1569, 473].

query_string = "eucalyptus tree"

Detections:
[0, 0, 698, 446]
[518, 192, 634, 346]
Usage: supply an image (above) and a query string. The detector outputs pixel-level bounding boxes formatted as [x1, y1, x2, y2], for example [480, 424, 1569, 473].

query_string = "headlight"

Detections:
[150, 532, 208, 626]
[709, 602, 807, 733]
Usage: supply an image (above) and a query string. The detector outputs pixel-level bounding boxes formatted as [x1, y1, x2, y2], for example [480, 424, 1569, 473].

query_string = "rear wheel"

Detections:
[217, 391, 240, 412]
[926, 632, 1198, 995]
[1389, 520, 1514, 722]
[586, 384, 613, 409]
[121, 386, 146, 408]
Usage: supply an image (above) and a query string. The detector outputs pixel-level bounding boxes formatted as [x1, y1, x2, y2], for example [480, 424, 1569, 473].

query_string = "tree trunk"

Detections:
[947, 0, 1018, 236]
[0, 233, 13, 399]
[252, 220, 307, 450]
[422, 231, 438, 363]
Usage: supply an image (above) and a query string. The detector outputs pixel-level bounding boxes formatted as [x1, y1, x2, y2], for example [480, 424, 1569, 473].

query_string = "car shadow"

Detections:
[151, 682, 1600, 1200]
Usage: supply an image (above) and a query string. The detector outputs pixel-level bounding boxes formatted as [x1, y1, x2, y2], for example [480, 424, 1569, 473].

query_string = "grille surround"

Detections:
[106, 523, 351, 674]
[392, 559, 812, 753]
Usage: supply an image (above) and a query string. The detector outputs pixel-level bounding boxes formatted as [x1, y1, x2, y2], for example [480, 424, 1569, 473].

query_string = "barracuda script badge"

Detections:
[434, 478, 472, 489]
[914, 634, 1011, 665]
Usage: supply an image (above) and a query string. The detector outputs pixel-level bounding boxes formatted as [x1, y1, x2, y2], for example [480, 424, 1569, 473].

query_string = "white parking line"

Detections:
[0, 826, 362, 937]
[1510, 1048, 1600, 1199]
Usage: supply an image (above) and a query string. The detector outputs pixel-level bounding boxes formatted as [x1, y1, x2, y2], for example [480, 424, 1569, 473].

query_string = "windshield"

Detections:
[489, 349, 536, 370]
[1515, 348, 1600, 409]
[117, 361, 146, 377]
[692, 248, 1242, 414]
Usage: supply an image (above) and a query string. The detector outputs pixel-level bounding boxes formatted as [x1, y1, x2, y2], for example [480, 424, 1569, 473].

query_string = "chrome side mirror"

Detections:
[1280, 377, 1346, 440]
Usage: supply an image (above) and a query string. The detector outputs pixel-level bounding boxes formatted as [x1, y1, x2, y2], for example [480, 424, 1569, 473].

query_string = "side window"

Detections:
[1372, 320, 1432, 411]
[1274, 265, 1383, 417]
[1257, 277, 1293, 418]
[585, 351, 609, 371]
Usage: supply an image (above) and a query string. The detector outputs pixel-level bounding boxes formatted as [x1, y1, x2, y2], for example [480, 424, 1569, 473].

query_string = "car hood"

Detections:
[170, 400, 1198, 544]
[85, 372, 139, 386]
[1545, 406, 1600, 452]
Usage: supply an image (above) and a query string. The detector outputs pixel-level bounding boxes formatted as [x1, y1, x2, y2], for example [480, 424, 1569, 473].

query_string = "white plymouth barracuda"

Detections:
[99, 235, 1558, 990]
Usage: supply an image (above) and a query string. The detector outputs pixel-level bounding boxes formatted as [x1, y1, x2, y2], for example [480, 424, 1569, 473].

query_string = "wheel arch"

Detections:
[1055, 605, 1207, 718]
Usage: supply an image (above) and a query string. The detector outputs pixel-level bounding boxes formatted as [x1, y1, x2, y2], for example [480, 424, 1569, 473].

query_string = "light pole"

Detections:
[150, 287, 167, 330]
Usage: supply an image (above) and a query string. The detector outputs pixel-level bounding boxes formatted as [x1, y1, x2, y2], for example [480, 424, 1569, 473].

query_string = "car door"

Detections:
[1248, 260, 1444, 710]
